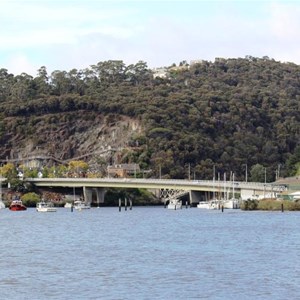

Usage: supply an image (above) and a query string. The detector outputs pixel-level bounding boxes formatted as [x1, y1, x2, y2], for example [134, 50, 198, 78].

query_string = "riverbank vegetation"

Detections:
[241, 199, 300, 211]
[1, 187, 158, 207]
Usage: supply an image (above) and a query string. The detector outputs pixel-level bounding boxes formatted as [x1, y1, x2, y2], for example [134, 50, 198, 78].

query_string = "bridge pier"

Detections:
[189, 190, 205, 204]
[83, 187, 106, 206]
[83, 187, 93, 205]
[95, 188, 105, 205]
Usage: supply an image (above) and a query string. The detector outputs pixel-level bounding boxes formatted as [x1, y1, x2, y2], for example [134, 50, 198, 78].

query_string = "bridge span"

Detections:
[26, 178, 287, 204]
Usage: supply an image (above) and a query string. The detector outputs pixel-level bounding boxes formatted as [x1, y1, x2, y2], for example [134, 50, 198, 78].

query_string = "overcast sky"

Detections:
[1, 0, 300, 76]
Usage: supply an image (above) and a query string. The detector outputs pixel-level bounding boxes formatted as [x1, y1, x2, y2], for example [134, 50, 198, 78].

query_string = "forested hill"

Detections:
[0, 56, 300, 181]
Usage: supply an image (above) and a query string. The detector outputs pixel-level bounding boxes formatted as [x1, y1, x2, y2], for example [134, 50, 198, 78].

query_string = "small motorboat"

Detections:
[64, 202, 73, 209]
[0, 178, 5, 209]
[9, 199, 27, 211]
[0, 201, 5, 209]
[36, 200, 57, 212]
[197, 200, 219, 210]
[167, 199, 182, 210]
[197, 201, 211, 209]
[74, 200, 90, 210]
[223, 198, 240, 209]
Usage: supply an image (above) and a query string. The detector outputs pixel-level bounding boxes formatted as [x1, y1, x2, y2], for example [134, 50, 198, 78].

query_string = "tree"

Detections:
[250, 164, 265, 182]
[21, 192, 41, 207]
[0, 163, 17, 182]
[0, 68, 14, 102]
[286, 145, 300, 176]
[68, 160, 89, 177]
[34, 66, 50, 95]
[50, 70, 70, 95]
[11, 73, 35, 101]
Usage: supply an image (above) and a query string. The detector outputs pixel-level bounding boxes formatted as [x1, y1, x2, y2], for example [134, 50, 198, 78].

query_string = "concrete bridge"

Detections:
[26, 178, 287, 205]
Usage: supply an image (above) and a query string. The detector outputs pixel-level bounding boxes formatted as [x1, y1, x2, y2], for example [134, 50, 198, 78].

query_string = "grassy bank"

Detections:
[241, 199, 300, 211]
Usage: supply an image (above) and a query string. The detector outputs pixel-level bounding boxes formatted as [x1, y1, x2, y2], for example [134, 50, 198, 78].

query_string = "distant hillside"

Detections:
[0, 57, 299, 180]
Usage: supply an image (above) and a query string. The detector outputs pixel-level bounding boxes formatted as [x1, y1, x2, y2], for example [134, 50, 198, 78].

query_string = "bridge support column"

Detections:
[189, 190, 205, 204]
[95, 188, 105, 205]
[83, 187, 93, 205]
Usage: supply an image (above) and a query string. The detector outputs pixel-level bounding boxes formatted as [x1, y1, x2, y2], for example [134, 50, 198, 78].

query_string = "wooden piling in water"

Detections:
[119, 198, 121, 212]
[125, 197, 127, 211]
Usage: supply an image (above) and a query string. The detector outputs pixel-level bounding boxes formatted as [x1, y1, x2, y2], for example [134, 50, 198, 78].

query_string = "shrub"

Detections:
[21, 192, 41, 207]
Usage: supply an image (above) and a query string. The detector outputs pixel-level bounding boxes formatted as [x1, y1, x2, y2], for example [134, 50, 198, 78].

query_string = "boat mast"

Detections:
[232, 172, 235, 200]
[223, 173, 226, 201]
[213, 165, 215, 200]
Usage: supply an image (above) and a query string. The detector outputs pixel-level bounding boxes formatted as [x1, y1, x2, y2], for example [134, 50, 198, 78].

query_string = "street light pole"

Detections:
[213, 165, 216, 181]
[243, 164, 248, 182]
[159, 164, 161, 179]
[213, 165, 216, 200]
[264, 167, 266, 199]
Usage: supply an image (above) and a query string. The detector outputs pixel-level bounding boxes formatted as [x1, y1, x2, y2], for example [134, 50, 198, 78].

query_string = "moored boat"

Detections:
[0, 201, 5, 209]
[167, 199, 182, 210]
[0, 176, 5, 209]
[74, 200, 90, 210]
[197, 200, 219, 210]
[9, 199, 27, 211]
[64, 202, 73, 208]
[36, 200, 57, 212]
[197, 201, 211, 209]
[223, 198, 240, 209]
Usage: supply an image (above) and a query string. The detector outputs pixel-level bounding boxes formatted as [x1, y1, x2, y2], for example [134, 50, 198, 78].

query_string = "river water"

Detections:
[0, 206, 299, 300]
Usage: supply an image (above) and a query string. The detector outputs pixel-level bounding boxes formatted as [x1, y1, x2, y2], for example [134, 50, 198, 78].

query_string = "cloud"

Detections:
[263, 2, 300, 63]
[0, 1, 139, 49]
[5, 54, 37, 76]
[268, 2, 300, 39]
[2, 0, 300, 76]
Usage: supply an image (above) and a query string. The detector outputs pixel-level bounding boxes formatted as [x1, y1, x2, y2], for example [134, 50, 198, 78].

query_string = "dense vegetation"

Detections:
[0, 56, 300, 181]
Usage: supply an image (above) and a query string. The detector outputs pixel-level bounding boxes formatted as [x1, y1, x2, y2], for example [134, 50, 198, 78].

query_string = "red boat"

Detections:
[9, 199, 27, 211]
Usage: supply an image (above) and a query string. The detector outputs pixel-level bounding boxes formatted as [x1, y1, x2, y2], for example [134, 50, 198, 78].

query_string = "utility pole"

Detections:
[159, 164, 161, 179]
[264, 167, 267, 184]
[243, 164, 248, 182]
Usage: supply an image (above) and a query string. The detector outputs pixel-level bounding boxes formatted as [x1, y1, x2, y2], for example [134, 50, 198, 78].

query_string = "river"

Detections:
[0, 206, 299, 299]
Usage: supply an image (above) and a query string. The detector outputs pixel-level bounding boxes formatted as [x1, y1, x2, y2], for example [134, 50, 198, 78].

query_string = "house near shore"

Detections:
[280, 191, 300, 201]
[107, 163, 140, 178]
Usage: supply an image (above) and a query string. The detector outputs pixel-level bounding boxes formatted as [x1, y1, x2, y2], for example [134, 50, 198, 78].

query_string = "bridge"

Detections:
[25, 177, 287, 205]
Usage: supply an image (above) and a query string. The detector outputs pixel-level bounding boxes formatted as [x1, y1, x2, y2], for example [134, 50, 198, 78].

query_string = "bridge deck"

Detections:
[26, 178, 286, 192]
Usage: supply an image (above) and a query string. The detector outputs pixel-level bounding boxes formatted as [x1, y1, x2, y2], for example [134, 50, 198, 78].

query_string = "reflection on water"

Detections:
[0, 207, 299, 299]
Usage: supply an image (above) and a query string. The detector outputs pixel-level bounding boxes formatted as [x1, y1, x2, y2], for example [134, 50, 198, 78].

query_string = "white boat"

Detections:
[74, 200, 91, 210]
[36, 201, 57, 212]
[0, 201, 5, 209]
[197, 200, 219, 210]
[197, 201, 211, 209]
[223, 198, 240, 209]
[64, 202, 73, 208]
[0, 176, 5, 209]
[167, 199, 182, 210]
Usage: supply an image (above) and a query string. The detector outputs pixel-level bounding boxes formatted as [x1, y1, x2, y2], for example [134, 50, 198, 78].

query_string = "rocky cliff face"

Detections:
[0, 111, 144, 167]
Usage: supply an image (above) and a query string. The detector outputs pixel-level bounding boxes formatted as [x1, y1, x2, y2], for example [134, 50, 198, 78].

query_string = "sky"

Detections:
[1, 0, 300, 76]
